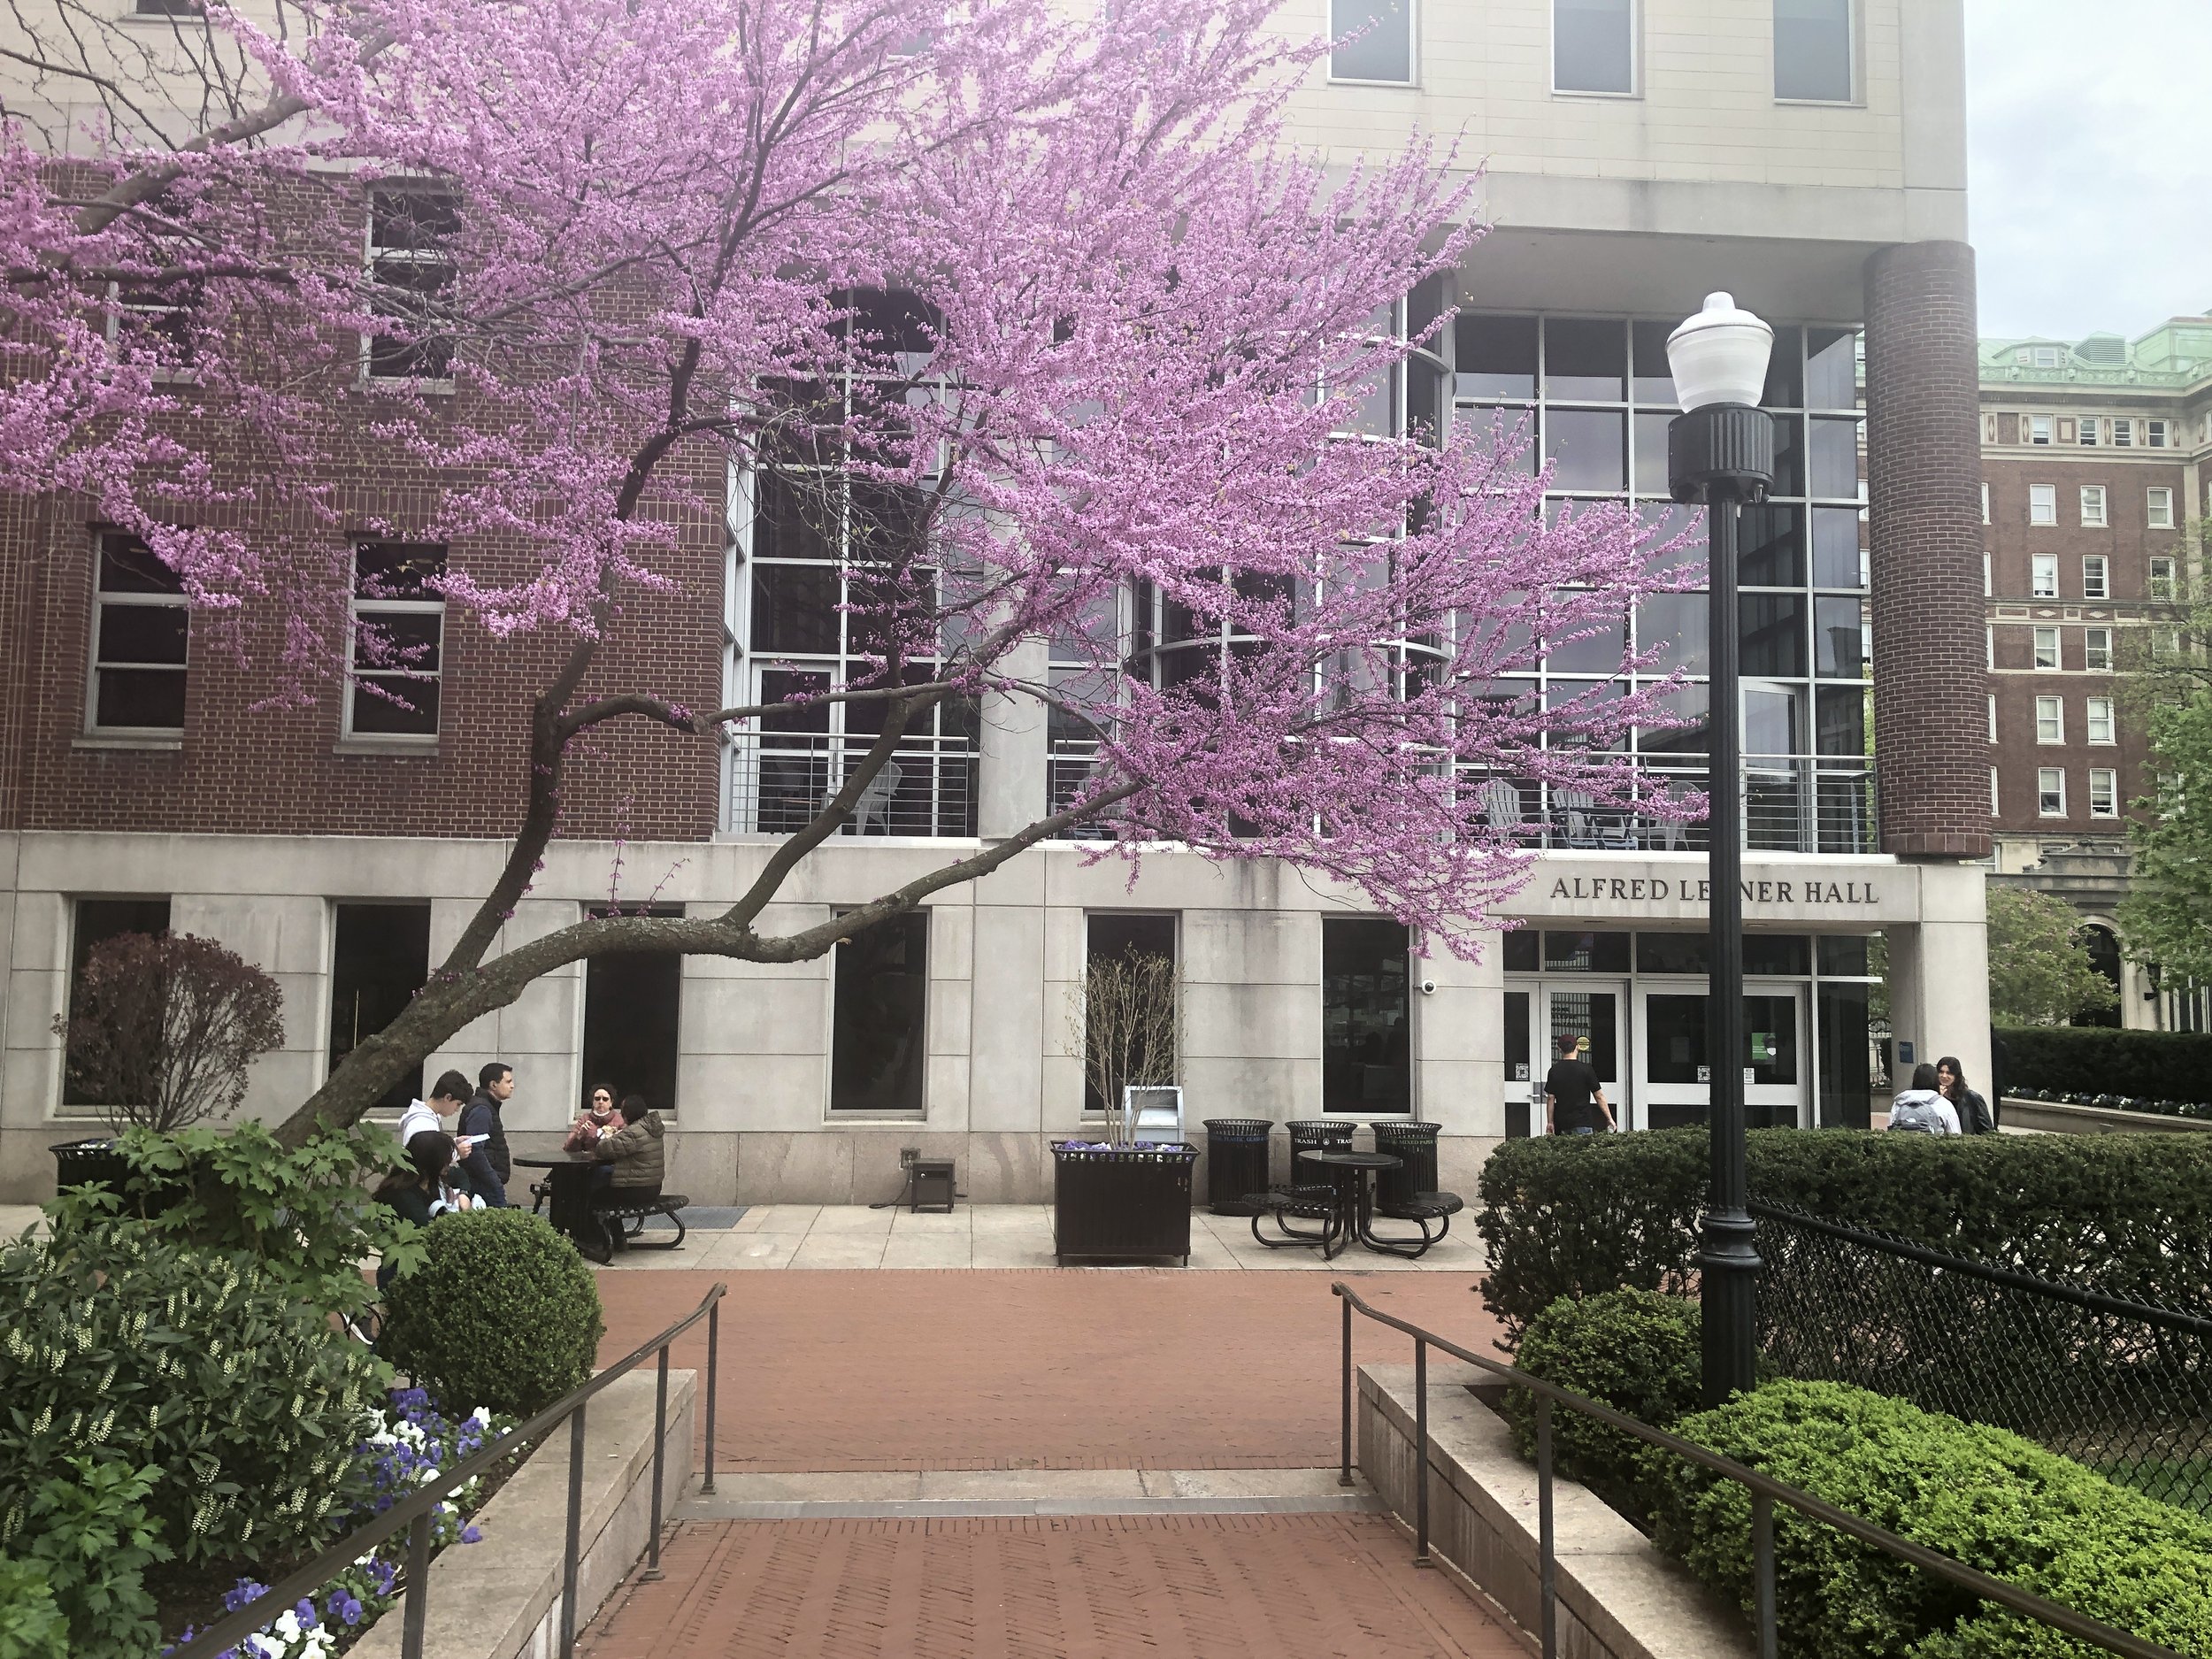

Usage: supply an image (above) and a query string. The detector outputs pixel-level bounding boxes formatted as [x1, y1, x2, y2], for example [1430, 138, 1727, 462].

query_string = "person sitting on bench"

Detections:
[591, 1092, 665, 1205]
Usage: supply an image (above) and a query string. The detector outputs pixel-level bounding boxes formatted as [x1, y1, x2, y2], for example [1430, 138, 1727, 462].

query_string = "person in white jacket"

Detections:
[396, 1071, 476, 1154]
[1887, 1062, 1962, 1135]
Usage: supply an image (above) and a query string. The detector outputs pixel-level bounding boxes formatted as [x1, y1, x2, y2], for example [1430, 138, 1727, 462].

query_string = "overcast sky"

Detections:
[1967, 0, 2211, 342]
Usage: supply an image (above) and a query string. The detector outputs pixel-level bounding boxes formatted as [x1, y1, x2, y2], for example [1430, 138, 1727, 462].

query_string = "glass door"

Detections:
[1537, 983, 1627, 1133]
[1503, 988, 1536, 1137]
[1633, 984, 1809, 1130]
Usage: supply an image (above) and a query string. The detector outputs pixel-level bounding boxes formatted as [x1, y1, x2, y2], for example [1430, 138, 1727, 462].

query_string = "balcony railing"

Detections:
[725, 730, 978, 838]
[1047, 740, 1877, 855]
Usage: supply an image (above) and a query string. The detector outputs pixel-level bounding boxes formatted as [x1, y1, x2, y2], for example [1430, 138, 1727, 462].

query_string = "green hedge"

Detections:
[1996, 1025, 2212, 1107]
[1639, 1380, 2212, 1659]
[1475, 1128, 2212, 1345]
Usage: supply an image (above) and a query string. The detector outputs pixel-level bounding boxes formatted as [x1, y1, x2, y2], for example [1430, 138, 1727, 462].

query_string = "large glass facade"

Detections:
[1454, 313, 1874, 853]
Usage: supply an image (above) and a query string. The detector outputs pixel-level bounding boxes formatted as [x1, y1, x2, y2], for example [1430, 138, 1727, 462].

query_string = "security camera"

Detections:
[1418, 979, 1437, 995]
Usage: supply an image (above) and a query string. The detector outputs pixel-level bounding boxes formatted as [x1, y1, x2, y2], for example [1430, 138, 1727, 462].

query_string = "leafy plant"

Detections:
[1500, 1289, 1701, 1518]
[1640, 1380, 2212, 1659]
[0, 1557, 68, 1659]
[378, 1210, 603, 1418]
[44, 1120, 424, 1319]
[1476, 1128, 2212, 1346]
[5, 1461, 168, 1659]
[50, 932, 285, 1133]
[0, 1222, 388, 1570]
[1986, 887, 2119, 1027]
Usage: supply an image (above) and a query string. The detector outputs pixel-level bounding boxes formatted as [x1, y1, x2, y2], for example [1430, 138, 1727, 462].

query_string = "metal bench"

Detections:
[584, 1190, 692, 1261]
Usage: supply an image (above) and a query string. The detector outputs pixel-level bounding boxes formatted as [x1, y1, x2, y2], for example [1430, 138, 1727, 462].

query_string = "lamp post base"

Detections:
[1698, 1206, 1762, 1406]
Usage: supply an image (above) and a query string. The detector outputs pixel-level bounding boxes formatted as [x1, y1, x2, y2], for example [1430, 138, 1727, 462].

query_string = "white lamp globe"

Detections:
[1666, 292, 1775, 412]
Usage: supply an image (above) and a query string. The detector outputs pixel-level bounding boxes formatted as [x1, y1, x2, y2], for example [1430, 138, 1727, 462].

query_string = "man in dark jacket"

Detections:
[457, 1061, 515, 1206]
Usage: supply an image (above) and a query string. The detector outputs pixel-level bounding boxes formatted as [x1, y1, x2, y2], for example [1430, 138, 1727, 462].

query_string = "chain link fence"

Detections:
[1753, 1201, 2212, 1513]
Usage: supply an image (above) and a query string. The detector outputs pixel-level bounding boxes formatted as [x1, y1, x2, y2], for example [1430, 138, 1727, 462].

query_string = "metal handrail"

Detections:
[1747, 1201, 2212, 1339]
[171, 1280, 727, 1659]
[1331, 1281, 2184, 1659]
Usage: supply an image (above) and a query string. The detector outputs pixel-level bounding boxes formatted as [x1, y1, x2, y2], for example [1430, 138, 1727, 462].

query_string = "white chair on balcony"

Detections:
[1476, 777, 1527, 836]
[827, 760, 903, 833]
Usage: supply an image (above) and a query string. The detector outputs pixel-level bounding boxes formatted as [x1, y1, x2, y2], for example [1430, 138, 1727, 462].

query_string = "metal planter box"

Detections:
[1050, 1141, 1196, 1265]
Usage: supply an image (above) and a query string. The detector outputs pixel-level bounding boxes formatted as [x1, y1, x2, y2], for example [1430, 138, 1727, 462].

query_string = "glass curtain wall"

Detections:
[1454, 314, 1873, 853]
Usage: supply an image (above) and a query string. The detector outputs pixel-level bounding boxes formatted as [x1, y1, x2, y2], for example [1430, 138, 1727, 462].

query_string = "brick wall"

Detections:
[1863, 239, 1992, 859]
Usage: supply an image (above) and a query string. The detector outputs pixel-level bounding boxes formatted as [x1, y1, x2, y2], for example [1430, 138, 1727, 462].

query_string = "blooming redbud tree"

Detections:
[0, 0, 1698, 1141]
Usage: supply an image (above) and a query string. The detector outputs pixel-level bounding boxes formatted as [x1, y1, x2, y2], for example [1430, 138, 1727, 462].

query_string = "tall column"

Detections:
[1863, 240, 1991, 860]
[976, 637, 1048, 840]
[1883, 866, 1993, 1102]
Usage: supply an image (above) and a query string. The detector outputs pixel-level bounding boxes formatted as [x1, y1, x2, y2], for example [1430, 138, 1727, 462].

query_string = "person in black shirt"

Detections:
[1544, 1032, 1614, 1135]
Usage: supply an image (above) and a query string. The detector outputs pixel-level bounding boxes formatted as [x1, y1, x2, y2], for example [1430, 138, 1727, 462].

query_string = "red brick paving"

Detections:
[580, 1515, 1522, 1659]
[595, 1269, 1502, 1472]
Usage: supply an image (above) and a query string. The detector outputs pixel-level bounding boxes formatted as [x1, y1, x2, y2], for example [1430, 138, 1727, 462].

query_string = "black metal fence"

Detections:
[172, 1281, 726, 1659]
[1332, 1281, 2185, 1659]
[1753, 1202, 2212, 1514]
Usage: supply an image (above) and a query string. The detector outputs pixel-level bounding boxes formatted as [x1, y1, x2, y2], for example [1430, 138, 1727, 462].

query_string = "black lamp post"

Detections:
[1666, 292, 1776, 1406]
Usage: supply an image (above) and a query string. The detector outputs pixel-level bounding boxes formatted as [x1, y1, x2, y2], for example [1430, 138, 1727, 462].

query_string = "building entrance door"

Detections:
[1635, 983, 1809, 1129]
[1535, 982, 1627, 1133]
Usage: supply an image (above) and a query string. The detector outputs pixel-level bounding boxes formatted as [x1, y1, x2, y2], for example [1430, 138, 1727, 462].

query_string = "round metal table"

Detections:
[1297, 1149, 1428, 1261]
[512, 1155, 611, 1260]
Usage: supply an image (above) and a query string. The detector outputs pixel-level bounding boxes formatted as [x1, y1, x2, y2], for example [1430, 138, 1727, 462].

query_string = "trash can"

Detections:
[1202, 1118, 1274, 1215]
[1284, 1119, 1356, 1195]
[1372, 1121, 1443, 1210]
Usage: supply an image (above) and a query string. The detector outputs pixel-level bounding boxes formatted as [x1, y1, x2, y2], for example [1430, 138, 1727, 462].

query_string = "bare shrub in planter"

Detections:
[52, 932, 285, 1133]
[1069, 952, 1180, 1144]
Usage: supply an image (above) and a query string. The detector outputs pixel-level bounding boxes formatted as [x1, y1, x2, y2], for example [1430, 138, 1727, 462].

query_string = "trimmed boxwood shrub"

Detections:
[1638, 1380, 2212, 1659]
[1501, 1288, 1701, 1517]
[1998, 1025, 2212, 1108]
[379, 1209, 604, 1419]
[1476, 1128, 2212, 1345]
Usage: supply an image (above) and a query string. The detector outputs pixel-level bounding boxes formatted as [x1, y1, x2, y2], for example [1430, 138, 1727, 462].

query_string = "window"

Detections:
[107, 271, 197, 369]
[581, 903, 683, 1117]
[366, 188, 457, 380]
[1084, 914, 1178, 1115]
[2033, 627, 2061, 670]
[348, 543, 446, 737]
[1979, 482, 1990, 526]
[1989, 769, 2000, 814]
[2035, 695, 2063, 744]
[132, 0, 202, 13]
[1985, 625, 1993, 669]
[2078, 417, 2100, 446]
[89, 533, 188, 732]
[2086, 696, 2115, 744]
[2029, 414, 2053, 446]
[2038, 767, 2066, 816]
[830, 911, 928, 1110]
[2082, 555, 2108, 600]
[2084, 627, 2113, 671]
[2147, 419, 2169, 449]
[2089, 769, 2118, 818]
[1983, 549, 1992, 595]
[1986, 694, 1997, 742]
[328, 902, 431, 1114]
[2028, 484, 2057, 526]
[1554, 0, 1634, 94]
[2148, 488, 2176, 530]
[63, 897, 173, 1108]
[1331, 0, 1413, 81]
[2111, 418, 2133, 448]
[2150, 557, 2177, 602]
[2032, 553, 2058, 597]
[1323, 918, 1411, 1113]
[1774, 0, 1852, 100]
[2078, 486, 2107, 527]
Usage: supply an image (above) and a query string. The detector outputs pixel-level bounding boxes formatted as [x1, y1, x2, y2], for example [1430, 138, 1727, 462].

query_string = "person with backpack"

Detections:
[1887, 1062, 1962, 1135]
[1936, 1055, 1993, 1135]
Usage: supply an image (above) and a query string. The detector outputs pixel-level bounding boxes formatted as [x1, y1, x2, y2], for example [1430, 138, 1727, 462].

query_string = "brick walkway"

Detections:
[596, 1269, 1502, 1472]
[580, 1514, 1522, 1658]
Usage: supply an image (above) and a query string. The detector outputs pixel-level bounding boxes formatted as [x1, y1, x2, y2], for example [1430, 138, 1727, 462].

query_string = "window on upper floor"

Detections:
[2029, 414, 2053, 446]
[2146, 419, 2169, 449]
[2035, 695, 2063, 744]
[2086, 696, 2115, 745]
[2033, 626, 2061, 670]
[2111, 418, 2134, 448]
[2150, 557, 2178, 603]
[1774, 0, 1853, 101]
[1980, 482, 1991, 526]
[1987, 694, 1997, 742]
[2089, 768, 2118, 818]
[1989, 768, 1999, 814]
[1554, 0, 1635, 94]
[2148, 488, 2175, 530]
[2029, 484, 2057, 526]
[2078, 417, 2101, 446]
[1982, 549, 1991, 595]
[89, 533, 188, 733]
[366, 187, 458, 382]
[1331, 0, 1414, 82]
[2038, 767, 2066, 817]
[2079, 486, 2107, 527]
[2080, 555, 2108, 600]
[2084, 627, 2113, 671]
[348, 543, 447, 739]
[2032, 554, 2058, 597]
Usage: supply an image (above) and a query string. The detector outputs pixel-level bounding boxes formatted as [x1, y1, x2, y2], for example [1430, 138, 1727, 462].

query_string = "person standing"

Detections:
[398, 1070, 475, 1149]
[1886, 1062, 1962, 1135]
[1936, 1056, 1993, 1135]
[458, 1061, 516, 1207]
[1545, 1031, 1614, 1136]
